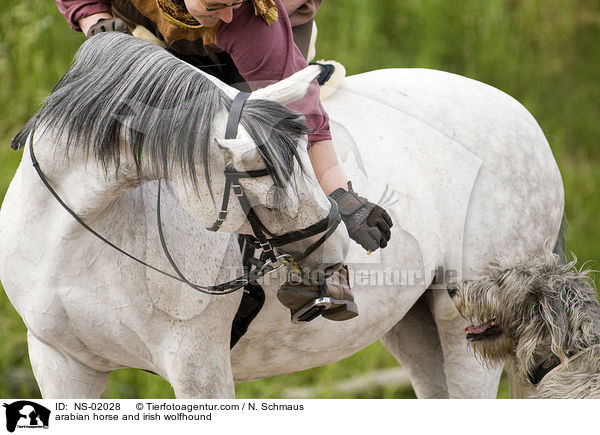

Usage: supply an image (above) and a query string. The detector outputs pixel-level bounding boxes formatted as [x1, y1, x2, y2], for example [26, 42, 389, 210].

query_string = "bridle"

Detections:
[30, 91, 341, 295]
[205, 92, 341, 263]
[203, 164, 340, 263]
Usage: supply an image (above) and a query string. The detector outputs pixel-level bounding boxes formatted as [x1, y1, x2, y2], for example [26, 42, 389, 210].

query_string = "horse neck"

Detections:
[26, 133, 145, 221]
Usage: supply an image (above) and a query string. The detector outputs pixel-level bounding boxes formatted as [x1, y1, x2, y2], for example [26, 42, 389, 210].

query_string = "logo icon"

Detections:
[3, 401, 51, 432]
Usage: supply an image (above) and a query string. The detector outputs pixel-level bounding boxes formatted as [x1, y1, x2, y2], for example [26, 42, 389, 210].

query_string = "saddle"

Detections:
[230, 235, 266, 348]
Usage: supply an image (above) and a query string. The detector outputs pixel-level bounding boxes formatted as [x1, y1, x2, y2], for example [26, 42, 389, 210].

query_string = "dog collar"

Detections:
[527, 355, 561, 385]
[528, 344, 600, 385]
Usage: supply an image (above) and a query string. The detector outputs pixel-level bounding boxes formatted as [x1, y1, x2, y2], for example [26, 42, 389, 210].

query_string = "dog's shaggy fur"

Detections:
[450, 249, 600, 398]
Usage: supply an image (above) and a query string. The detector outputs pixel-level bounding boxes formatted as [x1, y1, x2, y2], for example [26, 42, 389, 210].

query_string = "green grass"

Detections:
[0, 0, 598, 398]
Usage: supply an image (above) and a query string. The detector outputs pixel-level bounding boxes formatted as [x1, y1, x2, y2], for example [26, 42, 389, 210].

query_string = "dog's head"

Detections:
[449, 252, 599, 382]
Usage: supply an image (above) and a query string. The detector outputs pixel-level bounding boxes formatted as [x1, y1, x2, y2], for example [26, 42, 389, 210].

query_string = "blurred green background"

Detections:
[0, 0, 598, 398]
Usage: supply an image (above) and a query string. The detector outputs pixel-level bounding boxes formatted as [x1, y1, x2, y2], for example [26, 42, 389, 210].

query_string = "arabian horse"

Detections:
[0, 33, 565, 398]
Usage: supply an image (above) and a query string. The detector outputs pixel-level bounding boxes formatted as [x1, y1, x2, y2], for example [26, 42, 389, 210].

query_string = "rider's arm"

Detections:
[216, 0, 331, 144]
[55, 0, 112, 32]
[79, 12, 114, 35]
[308, 139, 348, 194]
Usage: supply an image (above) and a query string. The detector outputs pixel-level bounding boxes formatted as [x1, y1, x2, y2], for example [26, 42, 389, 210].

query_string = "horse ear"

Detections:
[216, 138, 263, 171]
[250, 65, 322, 105]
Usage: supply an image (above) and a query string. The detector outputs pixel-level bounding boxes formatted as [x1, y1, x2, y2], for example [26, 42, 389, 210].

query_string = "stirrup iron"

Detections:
[291, 281, 332, 323]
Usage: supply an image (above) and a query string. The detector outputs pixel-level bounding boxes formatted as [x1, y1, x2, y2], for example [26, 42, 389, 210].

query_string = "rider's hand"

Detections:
[330, 182, 393, 252]
[86, 18, 131, 37]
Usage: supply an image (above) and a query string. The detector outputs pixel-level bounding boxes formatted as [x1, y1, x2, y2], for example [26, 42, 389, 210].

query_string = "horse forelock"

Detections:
[24, 32, 308, 197]
[239, 99, 308, 188]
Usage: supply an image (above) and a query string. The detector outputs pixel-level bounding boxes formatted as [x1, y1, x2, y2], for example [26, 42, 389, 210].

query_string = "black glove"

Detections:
[329, 182, 393, 252]
[87, 18, 131, 38]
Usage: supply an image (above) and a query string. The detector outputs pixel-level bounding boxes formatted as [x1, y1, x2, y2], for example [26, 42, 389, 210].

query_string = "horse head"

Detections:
[174, 65, 350, 274]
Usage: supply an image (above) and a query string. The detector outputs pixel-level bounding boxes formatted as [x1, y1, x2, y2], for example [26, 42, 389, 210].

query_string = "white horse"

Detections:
[0, 33, 563, 398]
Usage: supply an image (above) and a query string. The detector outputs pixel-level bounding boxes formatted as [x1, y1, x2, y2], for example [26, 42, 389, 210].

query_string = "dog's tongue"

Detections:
[465, 321, 493, 334]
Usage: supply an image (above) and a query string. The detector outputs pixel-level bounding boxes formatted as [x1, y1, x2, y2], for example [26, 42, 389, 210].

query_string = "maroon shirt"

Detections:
[56, 0, 112, 31]
[55, 0, 331, 143]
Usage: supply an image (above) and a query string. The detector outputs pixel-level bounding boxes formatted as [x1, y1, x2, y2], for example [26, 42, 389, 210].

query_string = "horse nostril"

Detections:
[447, 286, 458, 298]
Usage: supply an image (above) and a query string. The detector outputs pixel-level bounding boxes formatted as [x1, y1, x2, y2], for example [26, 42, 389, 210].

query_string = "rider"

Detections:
[55, 0, 393, 322]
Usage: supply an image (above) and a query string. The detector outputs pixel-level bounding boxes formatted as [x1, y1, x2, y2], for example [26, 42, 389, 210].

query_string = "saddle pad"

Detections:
[313, 60, 346, 101]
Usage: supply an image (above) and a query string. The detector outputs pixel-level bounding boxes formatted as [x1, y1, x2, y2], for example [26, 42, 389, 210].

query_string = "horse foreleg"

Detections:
[426, 289, 502, 398]
[381, 291, 449, 398]
[163, 334, 235, 399]
[27, 332, 110, 398]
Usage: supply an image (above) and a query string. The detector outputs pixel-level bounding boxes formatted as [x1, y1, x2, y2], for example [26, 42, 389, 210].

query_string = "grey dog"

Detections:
[449, 249, 600, 398]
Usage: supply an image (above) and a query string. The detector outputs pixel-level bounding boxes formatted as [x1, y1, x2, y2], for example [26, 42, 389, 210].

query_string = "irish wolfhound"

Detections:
[449, 250, 600, 398]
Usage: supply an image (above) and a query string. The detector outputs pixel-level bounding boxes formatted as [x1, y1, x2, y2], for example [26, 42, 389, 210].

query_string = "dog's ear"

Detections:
[542, 263, 600, 364]
[538, 291, 570, 362]
[512, 274, 570, 376]
[514, 307, 554, 379]
[515, 270, 571, 365]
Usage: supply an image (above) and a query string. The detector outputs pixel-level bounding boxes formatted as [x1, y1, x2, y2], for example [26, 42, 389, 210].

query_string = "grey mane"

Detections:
[13, 32, 307, 194]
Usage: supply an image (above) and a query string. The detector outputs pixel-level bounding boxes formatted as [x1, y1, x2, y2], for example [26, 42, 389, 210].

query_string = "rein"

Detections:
[30, 143, 260, 295]
[29, 91, 341, 295]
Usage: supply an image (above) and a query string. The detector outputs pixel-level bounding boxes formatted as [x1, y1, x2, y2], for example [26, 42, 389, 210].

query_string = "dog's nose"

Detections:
[447, 286, 457, 298]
